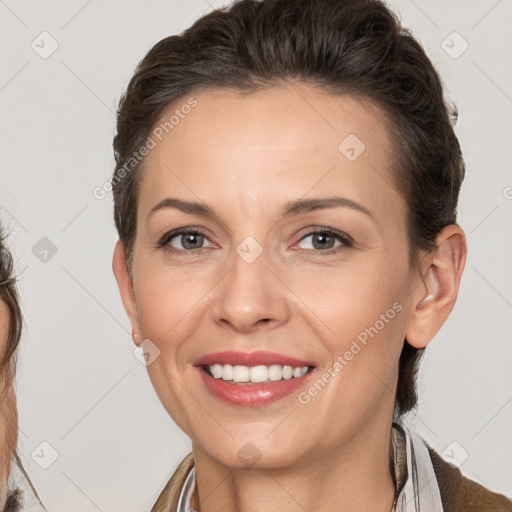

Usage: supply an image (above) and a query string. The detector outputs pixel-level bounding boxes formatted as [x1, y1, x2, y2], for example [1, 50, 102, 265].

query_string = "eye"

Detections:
[160, 229, 214, 252]
[296, 228, 352, 252]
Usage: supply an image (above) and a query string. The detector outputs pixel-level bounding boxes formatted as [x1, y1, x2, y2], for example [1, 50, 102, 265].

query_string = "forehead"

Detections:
[138, 83, 402, 220]
[150, 83, 390, 154]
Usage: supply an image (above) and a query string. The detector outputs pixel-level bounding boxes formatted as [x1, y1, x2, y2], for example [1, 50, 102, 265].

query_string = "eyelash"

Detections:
[157, 227, 353, 255]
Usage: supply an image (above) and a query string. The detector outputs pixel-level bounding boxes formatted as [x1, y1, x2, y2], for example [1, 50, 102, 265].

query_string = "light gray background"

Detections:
[0, 0, 511, 510]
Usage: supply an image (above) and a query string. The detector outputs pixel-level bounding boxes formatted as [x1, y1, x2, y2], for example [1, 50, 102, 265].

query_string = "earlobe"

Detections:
[132, 330, 141, 346]
[405, 225, 467, 349]
[112, 240, 140, 344]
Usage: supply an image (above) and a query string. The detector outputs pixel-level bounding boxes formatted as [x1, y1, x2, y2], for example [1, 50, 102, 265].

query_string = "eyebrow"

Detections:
[148, 196, 374, 221]
[280, 197, 374, 219]
[148, 198, 219, 220]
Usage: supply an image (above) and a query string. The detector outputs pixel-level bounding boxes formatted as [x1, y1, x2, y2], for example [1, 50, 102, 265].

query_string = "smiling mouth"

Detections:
[201, 363, 315, 384]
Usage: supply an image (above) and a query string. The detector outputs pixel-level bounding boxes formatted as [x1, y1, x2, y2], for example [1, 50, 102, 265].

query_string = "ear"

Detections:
[405, 225, 467, 349]
[112, 240, 141, 346]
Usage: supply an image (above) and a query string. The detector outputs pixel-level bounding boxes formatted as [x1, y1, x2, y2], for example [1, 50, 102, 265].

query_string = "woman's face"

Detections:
[116, 83, 425, 469]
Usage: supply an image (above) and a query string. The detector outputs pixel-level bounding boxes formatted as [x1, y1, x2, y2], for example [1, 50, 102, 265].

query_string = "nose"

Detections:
[211, 247, 290, 333]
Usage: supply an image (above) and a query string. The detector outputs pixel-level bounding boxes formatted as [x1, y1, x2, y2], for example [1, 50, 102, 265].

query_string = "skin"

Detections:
[0, 300, 16, 507]
[113, 82, 466, 512]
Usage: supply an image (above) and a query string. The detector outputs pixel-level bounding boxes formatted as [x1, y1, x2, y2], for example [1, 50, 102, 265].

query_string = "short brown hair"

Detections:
[112, 0, 465, 419]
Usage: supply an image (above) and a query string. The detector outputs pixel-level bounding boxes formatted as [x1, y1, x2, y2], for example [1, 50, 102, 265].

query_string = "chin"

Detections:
[195, 431, 308, 471]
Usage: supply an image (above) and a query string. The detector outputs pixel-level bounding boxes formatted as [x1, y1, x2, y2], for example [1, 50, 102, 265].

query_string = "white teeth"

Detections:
[222, 364, 233, 380]
[211, 364, 223, 379]
[207, 364, 310, 383]
[282, 365, 293, 380]
[250, 365, 269, 383]
[233, 365, 250, 383]
[267, 364, 282, 381]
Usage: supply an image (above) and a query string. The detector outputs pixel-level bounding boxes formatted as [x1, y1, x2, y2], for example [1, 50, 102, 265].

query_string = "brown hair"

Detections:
[0, 225, 21, 490]
[112, 0, 465, 419]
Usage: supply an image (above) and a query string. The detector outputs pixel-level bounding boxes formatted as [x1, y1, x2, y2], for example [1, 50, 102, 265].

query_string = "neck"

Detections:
[190, 421, 396, 512]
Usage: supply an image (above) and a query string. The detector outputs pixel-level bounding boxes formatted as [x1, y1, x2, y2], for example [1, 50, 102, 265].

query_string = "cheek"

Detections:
[132, 259, 215, 350]
[295, 268, 409, 418]
[289, 256, 410, 389]
[132, 263, 210, 430]
[293, 254, 408, 328]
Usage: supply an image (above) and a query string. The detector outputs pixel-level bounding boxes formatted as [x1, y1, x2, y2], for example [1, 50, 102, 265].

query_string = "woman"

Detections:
[111, 0, 512, 510]
[1, 227, 46, 511]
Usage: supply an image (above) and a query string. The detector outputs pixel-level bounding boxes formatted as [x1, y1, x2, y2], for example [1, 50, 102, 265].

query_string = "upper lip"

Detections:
[195, 350, 315, 368]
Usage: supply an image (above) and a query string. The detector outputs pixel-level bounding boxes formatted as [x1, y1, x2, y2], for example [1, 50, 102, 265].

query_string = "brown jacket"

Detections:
[151, 448, 512, 512]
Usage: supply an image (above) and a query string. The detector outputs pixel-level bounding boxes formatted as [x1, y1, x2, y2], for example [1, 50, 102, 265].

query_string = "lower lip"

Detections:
[196, 367, 314, 406]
